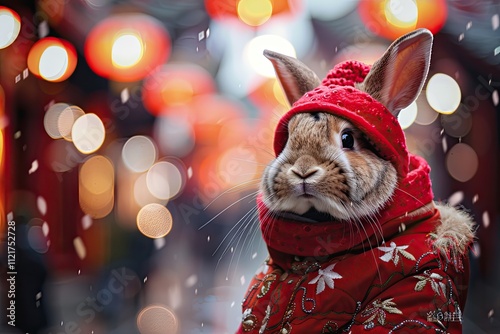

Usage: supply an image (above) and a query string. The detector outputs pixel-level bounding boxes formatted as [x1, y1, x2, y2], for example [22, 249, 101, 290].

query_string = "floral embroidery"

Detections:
[242, 308, 257, 332]
[361, 298, 403, 326]
[259, 305, 271, 334]
[257, 275, 276, 299]
[414, 271, 447, 297]
[378, 242, 416, 265]
[308, 263, 342, 295]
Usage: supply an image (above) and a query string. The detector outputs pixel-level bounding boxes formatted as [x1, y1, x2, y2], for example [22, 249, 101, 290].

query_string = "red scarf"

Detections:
[258, 154, 434, 268]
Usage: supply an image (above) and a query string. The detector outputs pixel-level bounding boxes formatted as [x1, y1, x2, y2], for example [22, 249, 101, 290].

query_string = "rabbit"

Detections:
[237, 29, 475, 334]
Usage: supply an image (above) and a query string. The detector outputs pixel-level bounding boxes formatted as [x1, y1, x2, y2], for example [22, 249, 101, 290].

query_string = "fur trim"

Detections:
[431, 203, 476, 271]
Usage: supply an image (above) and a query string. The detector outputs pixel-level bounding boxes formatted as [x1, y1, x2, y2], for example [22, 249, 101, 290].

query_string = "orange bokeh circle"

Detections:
[84, 13, 170, 82]
[358, 0, 447, 40]
[27, 37, 77, 82]
[142, 64, 216, 116]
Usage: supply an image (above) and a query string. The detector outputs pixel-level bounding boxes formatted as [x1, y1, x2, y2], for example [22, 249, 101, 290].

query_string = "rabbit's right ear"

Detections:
[264, 50, 321, 106]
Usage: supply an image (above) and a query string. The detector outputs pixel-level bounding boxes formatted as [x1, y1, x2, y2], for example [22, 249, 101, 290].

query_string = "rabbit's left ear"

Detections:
[359, 28, 433, 117]
[264, 50, 321, 106]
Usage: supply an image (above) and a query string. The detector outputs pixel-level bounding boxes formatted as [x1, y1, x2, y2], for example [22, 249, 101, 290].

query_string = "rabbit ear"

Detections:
[264, 50, 321, 106]
[359, 28, 433, 117]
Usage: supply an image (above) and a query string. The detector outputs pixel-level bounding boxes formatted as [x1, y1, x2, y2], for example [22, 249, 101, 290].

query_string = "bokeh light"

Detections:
[39, 46, 68, 81]
[446, 143, 478, 182]
[58, 105, 85, 141]
[71, 113, 106, 154]
[133, 173, 167, 207]
[244, 34, 296, 77]
[426, 73, 461, 114]
[27, 37, 77, 82]
[237, 0, 273, 27]
[84, 13, 170, 82]
[154, 114, 196, 157]
[142, 64, 215, 116]
[414, 94, 439, 125]
[80, 155, 114, 194]
[146, 161, 184, 200]
[358, 0, 447, 40]
[397, 101, 418, 129]
[79, 155, 114, 218]
[205, 0, 297, 22]
[137, 305, 178, 333]
[44, 103, 71, 139]
[384, 0, 418, 29]
[306, 0, 359, 21]
[0, 6, 21, 49]
[111, 32, 144, 68]
[136, 204, 173, 239]
[122, 136, 157, 173]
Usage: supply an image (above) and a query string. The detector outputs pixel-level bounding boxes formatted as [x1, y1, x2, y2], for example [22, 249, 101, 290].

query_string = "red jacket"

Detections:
[237, 156, 474, 333]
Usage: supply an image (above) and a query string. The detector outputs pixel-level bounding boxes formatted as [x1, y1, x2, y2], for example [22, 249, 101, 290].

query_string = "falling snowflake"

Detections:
[198, 31, 205, 41]
[414, 272, 447, 297]
[121, 88, 130, 104]
[442, 136, 448, 153]
[185, 274, 197, 287]
[494, 46, 500, 56]
[39, 21, 49, 38]
[308, 263, 342, 295]
[482, 211, 490, 228]
[378, 242, 415, 265]
[448, 191, 464, 207]
[37, 196, 47, 216]
[82, 215, 92, 230]
[493, 14, 500, 30]
[472, 194, 479, 204]
[29, 160, 39, 174]
[361, 298, 402, 326]
[42, 221, 49, 237]
[492, 90, 499, 106]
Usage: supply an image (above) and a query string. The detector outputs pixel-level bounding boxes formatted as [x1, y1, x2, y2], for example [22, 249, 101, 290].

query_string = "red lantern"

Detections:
[84, 13, 170, 82]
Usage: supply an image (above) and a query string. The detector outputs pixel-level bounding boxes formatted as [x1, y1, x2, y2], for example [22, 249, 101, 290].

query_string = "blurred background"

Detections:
[0, 0, 498, 333]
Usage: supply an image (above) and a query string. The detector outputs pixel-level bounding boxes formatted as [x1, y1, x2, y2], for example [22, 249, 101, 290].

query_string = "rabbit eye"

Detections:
[341, 130, 355, 149]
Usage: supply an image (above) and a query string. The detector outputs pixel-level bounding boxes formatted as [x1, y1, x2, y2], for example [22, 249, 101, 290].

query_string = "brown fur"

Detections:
[261, 113, 397, 221]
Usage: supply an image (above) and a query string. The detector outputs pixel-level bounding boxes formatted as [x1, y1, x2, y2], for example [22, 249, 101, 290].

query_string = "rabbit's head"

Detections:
[261, 29, 433, 222]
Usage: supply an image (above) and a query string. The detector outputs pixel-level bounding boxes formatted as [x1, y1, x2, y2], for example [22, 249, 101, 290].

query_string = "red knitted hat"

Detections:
[273, 60, 410, 178]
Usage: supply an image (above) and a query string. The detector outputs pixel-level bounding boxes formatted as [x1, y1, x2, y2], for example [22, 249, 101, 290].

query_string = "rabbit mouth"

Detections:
[276, 207, 337, 223]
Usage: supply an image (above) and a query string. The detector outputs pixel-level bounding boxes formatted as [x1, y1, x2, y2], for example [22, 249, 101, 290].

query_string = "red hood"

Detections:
[257, 154, 434, 268]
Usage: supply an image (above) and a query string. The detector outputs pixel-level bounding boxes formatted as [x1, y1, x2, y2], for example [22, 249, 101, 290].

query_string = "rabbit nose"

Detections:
[290, 167, 319, 179]
[289, 155, 321, 179]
